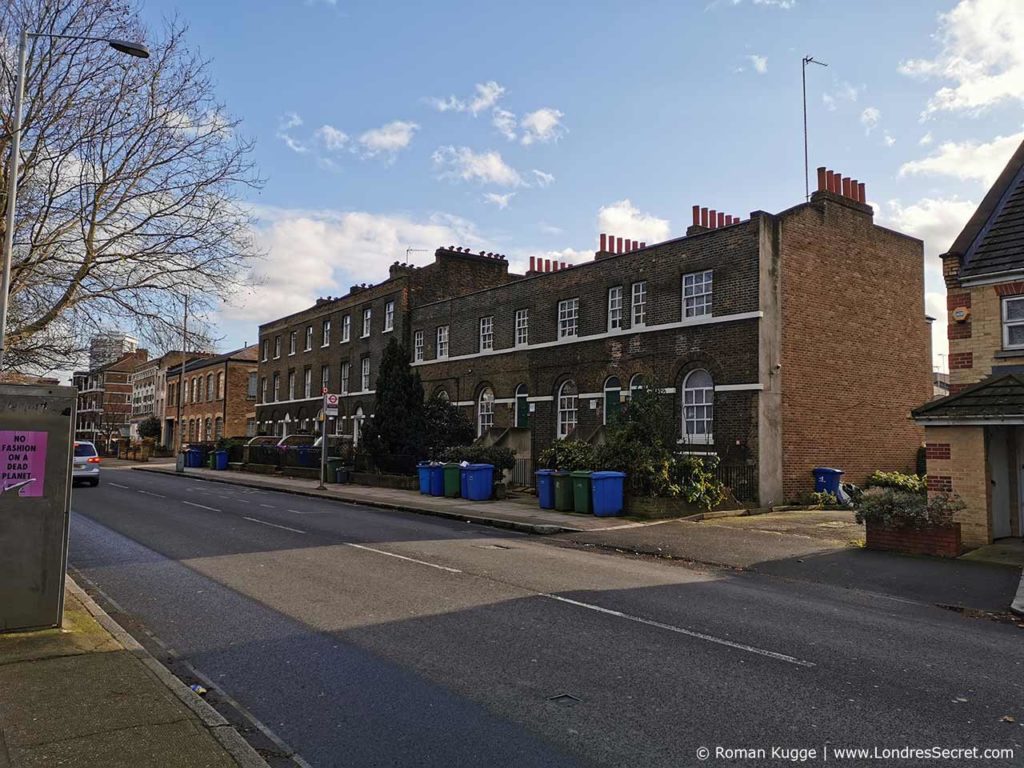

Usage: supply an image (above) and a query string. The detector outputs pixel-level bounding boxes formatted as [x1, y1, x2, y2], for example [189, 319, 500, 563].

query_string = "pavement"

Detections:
[132, 463, 638, 534]
[0, 577, 266, 768]
[65, 466, 1024, 767]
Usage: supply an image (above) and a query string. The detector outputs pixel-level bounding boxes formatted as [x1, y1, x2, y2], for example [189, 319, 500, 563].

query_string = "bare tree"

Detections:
[0, 0, 260, 373]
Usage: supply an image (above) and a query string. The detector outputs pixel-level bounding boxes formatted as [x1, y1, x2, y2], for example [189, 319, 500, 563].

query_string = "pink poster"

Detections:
[0, 431, 48, 497]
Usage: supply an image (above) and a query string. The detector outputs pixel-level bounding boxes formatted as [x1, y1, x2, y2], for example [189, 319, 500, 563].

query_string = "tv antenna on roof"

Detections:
[802, 55, 828, 201]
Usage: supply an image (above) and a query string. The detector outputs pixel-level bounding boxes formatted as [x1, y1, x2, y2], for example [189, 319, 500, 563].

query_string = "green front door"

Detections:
[605, 390, 621, 424]
[516, 395, 529, 429]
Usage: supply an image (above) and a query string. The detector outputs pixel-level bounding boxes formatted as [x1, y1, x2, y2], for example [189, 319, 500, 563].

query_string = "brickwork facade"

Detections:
[776, 191, 930, 499]
[73, 350, 149, 451]
[920, 426, 990, 548]
[165, 346, 258, 446]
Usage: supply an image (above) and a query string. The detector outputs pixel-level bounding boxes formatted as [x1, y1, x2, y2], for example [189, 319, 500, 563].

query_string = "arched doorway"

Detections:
[603, 376, 622, 425]
[514, 384, 529, 428]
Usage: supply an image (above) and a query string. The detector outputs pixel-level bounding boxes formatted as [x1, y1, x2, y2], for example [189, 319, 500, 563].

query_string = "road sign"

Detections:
[323, 393, 340, 417]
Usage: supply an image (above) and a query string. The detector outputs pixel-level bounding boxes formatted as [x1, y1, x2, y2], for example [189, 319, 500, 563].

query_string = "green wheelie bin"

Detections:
[553, 471, 573, 511]
[443, 462, 462, 498]
[570, 471, 593, 514]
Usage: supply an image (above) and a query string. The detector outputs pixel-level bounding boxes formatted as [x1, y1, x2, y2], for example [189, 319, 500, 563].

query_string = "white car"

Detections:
[72, 441, 101, 486]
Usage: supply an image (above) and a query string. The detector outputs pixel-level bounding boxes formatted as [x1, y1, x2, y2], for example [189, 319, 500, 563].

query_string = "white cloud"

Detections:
[492, 108, 517, 141]
[899, 131, 1023, 184]
[900, 0, 1024, 116]
[753, 0, 795, 6]
[483, 192, 516, 209]
[357, 120, 419, 157]
[860, 106, 881, 133]
[539, 222, 563, 235]
[531, 169, 555, 187]
[520, 108, 566, 145]
[316, 124, 349, 151]
[428, 81, 506, 116]
[883, 197, 978, 371]
[432, 146, 524, 186]
[596, 199, 671, 244]
[919, 131, 934, 146]
[822, 81, 863, 111]
[223, 207, 486, 323]
[884, 132, 896, 148]
[276, 111, 307, 153]
[748, 54, 768, 74]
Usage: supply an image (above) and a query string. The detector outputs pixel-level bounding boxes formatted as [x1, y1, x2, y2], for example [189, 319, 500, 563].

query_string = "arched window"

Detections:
[682, 369, 714, 443]
[214, 417, 224, 440]
[514, 384, 529, 428]
[603, 376, 621, 425]
[629, 373, 645, 396]
[206, 374, 214, 401]
[557, 380, 578, 439]
[204, 417, 213, 441]
[478, 387, 495, 436]
[216, 372, 224, 400]
[435, 388, 449, 402]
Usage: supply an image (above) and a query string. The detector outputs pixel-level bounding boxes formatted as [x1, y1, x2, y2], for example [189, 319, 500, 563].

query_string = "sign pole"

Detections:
[318, 401, 327, 490]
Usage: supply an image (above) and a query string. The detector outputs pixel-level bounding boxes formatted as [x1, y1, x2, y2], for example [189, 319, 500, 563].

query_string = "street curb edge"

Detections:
[65, 575, 271, 768]
[130, 465, 581, 536]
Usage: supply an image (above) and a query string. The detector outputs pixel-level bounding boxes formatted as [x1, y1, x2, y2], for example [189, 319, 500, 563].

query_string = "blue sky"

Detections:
[139, 0, 1024, 369]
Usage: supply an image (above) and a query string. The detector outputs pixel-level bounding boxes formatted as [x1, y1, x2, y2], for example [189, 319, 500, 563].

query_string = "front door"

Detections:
[516, 395, 529, 429]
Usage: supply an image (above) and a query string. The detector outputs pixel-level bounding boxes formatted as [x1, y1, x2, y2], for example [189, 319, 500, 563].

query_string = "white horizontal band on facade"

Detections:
[255, 390, 376, 409]
[453, 401, 475, 407]
[410, 310, 764, 368]
[578, 392, 603, 399]
[527, 396, 555, 402]
[493, 398, 516, 405]
[715, 383, 764, 392]
[915, 418, 1024, 426]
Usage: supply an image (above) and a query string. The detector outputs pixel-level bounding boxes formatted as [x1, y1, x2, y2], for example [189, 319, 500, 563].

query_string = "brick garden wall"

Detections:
[777, 193, 931, 500]
[922, 425, 990, 548]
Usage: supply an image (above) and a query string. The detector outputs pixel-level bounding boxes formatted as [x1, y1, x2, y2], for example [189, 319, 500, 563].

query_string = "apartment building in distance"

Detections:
[129, 351, 190, 443]
[257, 166, 931, 505]
[164, 346, 259, 447]
[88, 330, 138, 369]
[73, 349, 149, 451]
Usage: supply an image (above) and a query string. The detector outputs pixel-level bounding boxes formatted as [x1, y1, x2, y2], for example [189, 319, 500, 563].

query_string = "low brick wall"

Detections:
[865, 521, 962, 558]
[350, 472, 419, 491]
[241, 463, 279, 475]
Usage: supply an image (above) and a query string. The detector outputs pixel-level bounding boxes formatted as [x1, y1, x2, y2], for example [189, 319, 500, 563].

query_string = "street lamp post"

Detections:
[0, 31, 149, 370]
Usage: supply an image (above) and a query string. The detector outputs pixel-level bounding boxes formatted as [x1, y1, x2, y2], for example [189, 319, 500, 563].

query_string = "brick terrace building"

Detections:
[257, 166, 931, 505]
[914, 137, 1024, 547]
[129, 351, 189, 444]
[410, 168, 930, 504]
[73, 350, 149, 451]
[254, 252, 513, 442]
[165, 346, 259, 447]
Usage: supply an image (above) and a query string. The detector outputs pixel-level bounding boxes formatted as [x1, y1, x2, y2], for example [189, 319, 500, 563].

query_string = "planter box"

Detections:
[350, 472, 419, 491]
[865, 521, 962, 558]
[242, 463, 279, 476]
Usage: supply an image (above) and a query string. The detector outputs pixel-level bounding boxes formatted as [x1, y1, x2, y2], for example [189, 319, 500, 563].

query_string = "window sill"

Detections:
[994, 349, 1024, 359]
[678, 435, 714, 445]
[383, 328, 393, 334]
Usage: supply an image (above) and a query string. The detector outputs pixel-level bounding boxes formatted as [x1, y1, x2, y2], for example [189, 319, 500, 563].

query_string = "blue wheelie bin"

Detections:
[591, 471, 626, 516]
[417, 462, 431, 494]
[465, 464, 494, 501]
[428, 465, 444, 496]
[460, 465, 471, 499]
[187, 447, 201, 468]
[812, 467, 844, 495]
[214, 450, 229, 470]
[536, 469, 555, 509]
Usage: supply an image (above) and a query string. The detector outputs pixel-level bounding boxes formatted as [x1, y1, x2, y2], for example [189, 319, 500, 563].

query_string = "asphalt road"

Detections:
[69, 468, 1024, 767]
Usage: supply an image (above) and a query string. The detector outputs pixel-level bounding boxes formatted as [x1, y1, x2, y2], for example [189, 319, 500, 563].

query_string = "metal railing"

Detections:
[716, 463, 758, 504]
[511, 457, 533, 487]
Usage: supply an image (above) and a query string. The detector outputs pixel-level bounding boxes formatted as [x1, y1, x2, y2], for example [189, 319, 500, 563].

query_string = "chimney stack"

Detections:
[816, 166, 868, 205]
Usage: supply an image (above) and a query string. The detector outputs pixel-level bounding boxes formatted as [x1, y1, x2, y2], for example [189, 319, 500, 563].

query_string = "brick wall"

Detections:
[777, 192, 931, 499]
[946, 282, 1024, 390]
[923, 425, 990, 548]
[412, 224, 763, 464]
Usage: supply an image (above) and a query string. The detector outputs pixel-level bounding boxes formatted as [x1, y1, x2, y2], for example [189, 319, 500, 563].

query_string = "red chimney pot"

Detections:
[816, 166, 827, 192]
[858, 182, 866, 202]
[599, 233, 607, 252]
[692, 205, 700, 227]
[700, 207, 709, 228]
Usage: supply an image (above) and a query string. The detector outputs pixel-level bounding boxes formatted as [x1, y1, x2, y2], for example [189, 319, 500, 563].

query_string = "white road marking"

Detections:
[345, 543, 462, 573]
[287, 509, 303, 514]
[108, 482, 129, 489]
[242, 517, 306, 534]
[183, 501, 221, 512]
[259, 503, 275, 509]
[137, 490, 165, 498]
[543, 594, 815, 668]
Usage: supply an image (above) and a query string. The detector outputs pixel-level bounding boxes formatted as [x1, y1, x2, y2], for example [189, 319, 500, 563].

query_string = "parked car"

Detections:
[72, 441, 101, 486]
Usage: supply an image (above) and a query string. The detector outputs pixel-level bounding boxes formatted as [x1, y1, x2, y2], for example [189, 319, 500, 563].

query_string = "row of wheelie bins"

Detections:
[416, 462, 494, 501]
[182, 446, 228, 470]
[535, 470, 626, 516]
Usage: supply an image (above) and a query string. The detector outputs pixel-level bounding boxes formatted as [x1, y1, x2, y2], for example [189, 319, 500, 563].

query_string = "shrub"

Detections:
[669, 454, 725, 511]
[423, 394, 475, 459]
[538, 440, 596, 471]
[866, 470, 927, 495]
[801, 490, 838, 508]
[137, 416, 162, 440]
[441, 445, 516, 472]
[855, 488, 964, 529]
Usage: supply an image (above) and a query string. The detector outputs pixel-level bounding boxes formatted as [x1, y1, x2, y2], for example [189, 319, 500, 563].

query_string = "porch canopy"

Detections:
[913, 374, 1024, 426]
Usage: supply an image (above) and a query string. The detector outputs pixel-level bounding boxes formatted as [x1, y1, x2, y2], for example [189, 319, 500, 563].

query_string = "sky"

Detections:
[136, 0, 1024, 372]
